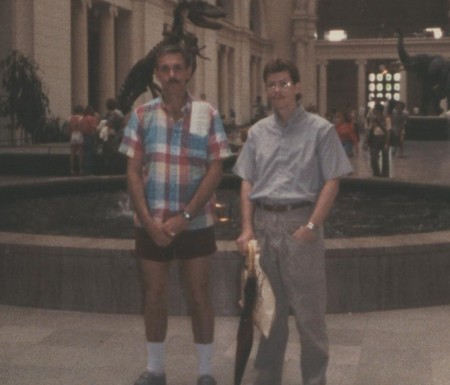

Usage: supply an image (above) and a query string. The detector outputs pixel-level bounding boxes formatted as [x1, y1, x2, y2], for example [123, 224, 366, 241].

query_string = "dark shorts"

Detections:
[135, 226, 217, 261]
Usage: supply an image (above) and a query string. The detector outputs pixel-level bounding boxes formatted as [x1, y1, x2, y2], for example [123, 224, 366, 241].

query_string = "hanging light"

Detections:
[324, 30, 347, 42]
[424, 28, 443, 39]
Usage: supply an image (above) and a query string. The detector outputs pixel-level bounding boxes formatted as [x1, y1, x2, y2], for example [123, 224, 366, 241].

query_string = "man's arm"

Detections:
[294, 178, 340, 241]
[185, 159, 224, 217]
[126, 156, 173, 246]
[236, 179, 255, 254]
[162, 159, 224, 236]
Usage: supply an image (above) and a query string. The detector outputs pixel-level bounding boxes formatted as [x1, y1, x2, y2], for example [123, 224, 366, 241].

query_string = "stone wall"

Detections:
[1, 232, 449, 315]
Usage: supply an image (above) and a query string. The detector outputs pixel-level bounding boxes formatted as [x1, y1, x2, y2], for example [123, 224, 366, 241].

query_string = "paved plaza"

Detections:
[347, 140, 450, 186]
[0, 140, 450, 385]
[1, 304, 449, 385]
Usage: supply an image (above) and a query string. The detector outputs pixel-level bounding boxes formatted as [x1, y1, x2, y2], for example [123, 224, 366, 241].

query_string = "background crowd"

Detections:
[66, 98, 124, 176]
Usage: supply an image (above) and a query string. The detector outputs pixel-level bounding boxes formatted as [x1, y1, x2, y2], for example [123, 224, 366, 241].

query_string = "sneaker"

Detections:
[133, 371, 166, 385]
[197, 374, 217, 385]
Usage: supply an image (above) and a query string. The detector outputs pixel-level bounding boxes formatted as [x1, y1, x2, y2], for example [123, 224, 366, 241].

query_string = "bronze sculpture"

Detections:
[117, 0, 226, 115]
[397, 30, 450, 115]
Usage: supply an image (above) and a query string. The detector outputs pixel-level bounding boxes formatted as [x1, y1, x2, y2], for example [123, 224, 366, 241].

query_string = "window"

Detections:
[367, 66, 401, 108]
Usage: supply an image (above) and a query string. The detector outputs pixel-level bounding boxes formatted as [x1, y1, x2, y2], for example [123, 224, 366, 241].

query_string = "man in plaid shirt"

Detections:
[119, 44, 231, 385]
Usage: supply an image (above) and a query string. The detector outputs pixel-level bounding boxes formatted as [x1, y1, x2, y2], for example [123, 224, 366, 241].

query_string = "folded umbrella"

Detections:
[234, 241, 258, 385]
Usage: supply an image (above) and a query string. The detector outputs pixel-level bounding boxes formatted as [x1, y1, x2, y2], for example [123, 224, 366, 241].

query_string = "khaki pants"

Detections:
[253, 206, 329, 385]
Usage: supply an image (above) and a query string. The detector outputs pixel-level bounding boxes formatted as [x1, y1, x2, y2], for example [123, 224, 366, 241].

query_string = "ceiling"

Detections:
[317, 0, 449, 38]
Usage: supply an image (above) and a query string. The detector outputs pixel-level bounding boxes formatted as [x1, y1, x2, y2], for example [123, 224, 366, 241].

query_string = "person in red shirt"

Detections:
[334, 110, 359, 157]
[67, 104, 84, 175]
[79, 105, 98, 175]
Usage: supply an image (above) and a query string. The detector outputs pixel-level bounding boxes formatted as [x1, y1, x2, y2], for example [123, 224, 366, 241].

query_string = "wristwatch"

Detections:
[306, 221, 317, 232]
[182, 210, 192, 221]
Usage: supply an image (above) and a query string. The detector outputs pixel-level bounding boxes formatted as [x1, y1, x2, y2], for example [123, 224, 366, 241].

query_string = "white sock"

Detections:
[146, 342, 165, 375]
[196, 343, 214, 376]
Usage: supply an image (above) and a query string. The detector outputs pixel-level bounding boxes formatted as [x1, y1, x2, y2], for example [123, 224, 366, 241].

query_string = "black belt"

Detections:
[254, 200, 312, 212]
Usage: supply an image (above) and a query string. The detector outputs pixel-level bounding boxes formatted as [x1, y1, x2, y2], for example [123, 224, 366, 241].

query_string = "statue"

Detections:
[117, 0, 226, 115]
[397, 30, 450, 115]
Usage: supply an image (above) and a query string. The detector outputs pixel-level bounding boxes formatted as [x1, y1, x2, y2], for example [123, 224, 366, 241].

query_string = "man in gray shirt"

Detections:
[233, 59, 353, 385]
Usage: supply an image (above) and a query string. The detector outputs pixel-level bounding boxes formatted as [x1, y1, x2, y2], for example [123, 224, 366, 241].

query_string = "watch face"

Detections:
[307, 222, 315, 231]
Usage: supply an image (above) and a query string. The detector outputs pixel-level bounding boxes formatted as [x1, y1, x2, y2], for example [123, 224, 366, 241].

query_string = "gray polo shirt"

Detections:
[233, 106, 353, 204]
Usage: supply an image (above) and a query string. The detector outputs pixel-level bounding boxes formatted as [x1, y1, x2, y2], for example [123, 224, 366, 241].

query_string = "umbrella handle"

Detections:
[246, 240, 257, 275]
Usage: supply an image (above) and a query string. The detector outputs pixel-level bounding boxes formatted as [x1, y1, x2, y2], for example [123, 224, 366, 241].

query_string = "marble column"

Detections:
[304, 37, 317, 107]
[318, 60, 328, 116]
[115, 9, 131, 96]
[256, 57, 263, 102]
[292, 6, 307, 86]
[294, 37, 306, 81]
[257, 58, 262, 90]
[218, 45, 229, 120]
[71, 0, 91, 107]
[356, 59, 367, 112]
[305, 0, 318, 108]
[250, 56, 257, 111]
[293, 0, 318, 108]
[227, 47, 235, 118]
[98, 4, 117, 114]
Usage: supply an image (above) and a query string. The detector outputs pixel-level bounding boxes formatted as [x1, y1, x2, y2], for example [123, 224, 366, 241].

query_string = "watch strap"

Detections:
[182, 210, 192, 221]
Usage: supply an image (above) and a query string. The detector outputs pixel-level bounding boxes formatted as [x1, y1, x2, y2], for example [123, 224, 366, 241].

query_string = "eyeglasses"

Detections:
[157, 64, 186, 74]
[266, 80, 293, 92]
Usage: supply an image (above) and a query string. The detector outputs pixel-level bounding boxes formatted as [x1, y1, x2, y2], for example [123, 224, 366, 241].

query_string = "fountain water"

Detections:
[0, 176, 449, 315]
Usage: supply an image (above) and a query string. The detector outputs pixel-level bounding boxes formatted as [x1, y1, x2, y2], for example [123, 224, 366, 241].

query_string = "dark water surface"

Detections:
[1, 188, 450, 240]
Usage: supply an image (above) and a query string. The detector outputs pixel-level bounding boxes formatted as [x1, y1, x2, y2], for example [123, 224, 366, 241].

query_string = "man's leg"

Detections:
[281, 222, 329, 385]
[70, 147, 75, 175]
[253, 255, 289, 385]
[399, 129, 405, 156]
[370, 146, 381, 176]
[381, 147, 390, 177]
[253, 211, 290, 385]
[139, 258, 171, 378]
[140, 258, 171, 341]
[290, 281, 329, 385]
[181, 255, 214, 343]
[181, 256, 216, 383]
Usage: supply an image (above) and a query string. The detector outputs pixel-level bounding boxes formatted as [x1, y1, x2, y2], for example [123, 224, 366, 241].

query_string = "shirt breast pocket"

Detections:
[188, 133, 208, 160]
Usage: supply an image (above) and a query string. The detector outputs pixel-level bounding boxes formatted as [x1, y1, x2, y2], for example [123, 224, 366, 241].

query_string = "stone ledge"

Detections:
[1, 230, 449, 315]
[2, 230, 450, 251]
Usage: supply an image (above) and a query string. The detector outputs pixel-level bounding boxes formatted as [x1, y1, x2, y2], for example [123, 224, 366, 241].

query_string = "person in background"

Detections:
[252, 95, 267, 123]
[334, 110, 359, 157]
[233, 58, 353, 385]
[80, 105, 98, 175]
[101, 98, 124, 173]
[119, 43, 231, 385]
[67, 104, 84, 175]
[364, 102, 391, 177]
[390, 100, 409, 157]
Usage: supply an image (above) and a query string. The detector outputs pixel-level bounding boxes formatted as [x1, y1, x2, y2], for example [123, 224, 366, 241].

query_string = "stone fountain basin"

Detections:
[0, 176, 449, 315]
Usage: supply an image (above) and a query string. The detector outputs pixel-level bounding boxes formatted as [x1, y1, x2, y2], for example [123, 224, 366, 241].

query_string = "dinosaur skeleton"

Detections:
[116, 0, 226, 114]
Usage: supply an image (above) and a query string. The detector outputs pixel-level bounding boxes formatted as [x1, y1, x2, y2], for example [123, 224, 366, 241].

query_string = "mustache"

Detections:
[168, 78, 182, 84]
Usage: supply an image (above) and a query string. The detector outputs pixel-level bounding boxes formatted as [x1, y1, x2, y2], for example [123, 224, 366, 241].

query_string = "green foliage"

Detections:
[0, 50, 50, 143]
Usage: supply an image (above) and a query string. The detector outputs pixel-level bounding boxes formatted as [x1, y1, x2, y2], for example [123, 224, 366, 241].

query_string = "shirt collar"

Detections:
[274, 104, 306, 129]
[160, 92, 194, 116]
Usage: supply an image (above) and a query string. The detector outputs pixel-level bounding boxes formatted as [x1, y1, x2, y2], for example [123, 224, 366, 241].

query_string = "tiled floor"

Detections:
[347, 140, 450, 186]
[1, 140, 450, 384]
[0, 305, 449, 385]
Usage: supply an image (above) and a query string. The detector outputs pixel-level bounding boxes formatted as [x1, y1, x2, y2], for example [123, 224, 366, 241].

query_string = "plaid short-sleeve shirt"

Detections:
[119, 94, 231, 230]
